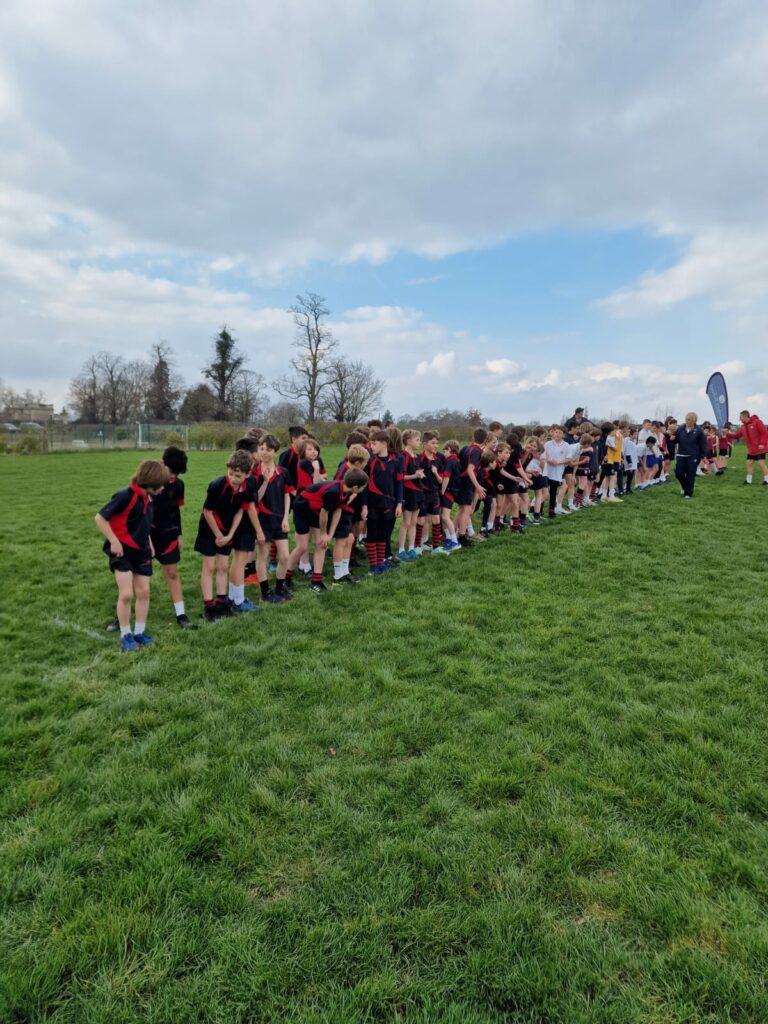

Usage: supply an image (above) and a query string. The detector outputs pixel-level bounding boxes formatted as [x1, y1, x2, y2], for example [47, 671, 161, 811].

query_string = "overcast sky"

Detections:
[1, 0, 768, 421]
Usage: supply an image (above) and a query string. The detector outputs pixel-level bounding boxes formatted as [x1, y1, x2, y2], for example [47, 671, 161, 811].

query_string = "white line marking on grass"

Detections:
[49, 616, 108, 642]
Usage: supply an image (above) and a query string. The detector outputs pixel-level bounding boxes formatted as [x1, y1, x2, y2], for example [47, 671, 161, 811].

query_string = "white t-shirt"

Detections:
[622, 438, 638, 469]
[543, 440, 570, 482]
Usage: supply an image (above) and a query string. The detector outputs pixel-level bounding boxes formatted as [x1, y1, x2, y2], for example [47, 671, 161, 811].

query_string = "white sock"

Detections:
[299, 559, 311, 572]
[333, 561, 345, 579]
[134, 621, 146, 636]
[342, 559, 350, 575]
[120, 624, 131, 637]
[747, 474, 753, 483]
[231, 584, 244, 605]
[174, 601, 185, 616]
[608, 487, 615, 497]
[467, 524, 475, 536]
[228, 582, 236, 600]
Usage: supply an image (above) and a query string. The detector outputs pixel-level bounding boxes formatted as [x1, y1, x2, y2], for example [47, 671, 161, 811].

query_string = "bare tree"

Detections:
[320, 358, 385, 422]
[202, 326, 246, 419]
[118, 360, 151, 423]
[230, 369, 266, 425]
[179, 383, 219, 422]
[68, 354, 104, 422]
[96, 351, 127, 425]
[273, 292, 337, 422]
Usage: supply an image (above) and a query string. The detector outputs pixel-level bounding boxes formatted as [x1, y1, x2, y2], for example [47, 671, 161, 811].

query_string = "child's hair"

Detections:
[422, 430, 440, 443]
[288, 425, 308, 440]
[480, 450, 496, 467]
[370, 429, 390, 443]
[532, 425, 547, 438]
[601, 422, 613, 437]
[402, 429, 421, 447]
[473, 427, 488, 444]
[345, 430, 368, 448]
[162, 446, 188, 475]
[505, 430, 523, 446]
[443, 439, 460, 454]
[579, 435, 593, 448]
[646, 435, 657, 446]
[235, 436, 260, 453]
[488, 420, 503, 432]
[525, 436, 543, 452]
[387, 425, 403, 453]
[354, 424, 371, 438]
[298, 438, 320, 458]
[343, 467, 369, 489]
[227, 450, 253, 474]
[495, 442, 511, 454]
[346, 443, 369, 465]
[246, 426, 266, 442]
[550, 423, 563, 432]
[133, 460, 169, 490]
[367, 419, 383, 429]
[259, 433, 281, 452]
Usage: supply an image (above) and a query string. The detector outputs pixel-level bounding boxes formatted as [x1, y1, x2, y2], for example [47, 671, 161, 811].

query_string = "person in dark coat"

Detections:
[675, 412, 707, 498]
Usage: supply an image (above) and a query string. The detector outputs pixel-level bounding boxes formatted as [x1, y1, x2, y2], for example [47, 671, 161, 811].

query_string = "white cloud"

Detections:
[415, 351, 455, 377]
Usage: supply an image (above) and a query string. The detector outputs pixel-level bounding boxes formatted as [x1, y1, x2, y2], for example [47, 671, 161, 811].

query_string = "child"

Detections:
[96, 459, 169, 651]
[247, 434, 295, 603]
[574, 433, 595, 506]
[106, 445, 192, 632]
[456, 428, 488, 545]
[543, 425, 573, 517]
[289, 469, 369, 592]
[622, 428, 638, 494]
[439, 440, 462, 551]
[522, 437, 547, 523]
[599, 423, 623, 502]
[419, 430, 448, 555]
[296, 437, 326, 491]
[399, 428, 424, 559]
[194, 450, 254, 622]
[386, 426, 405, 565]
[364, 430, 401, 573]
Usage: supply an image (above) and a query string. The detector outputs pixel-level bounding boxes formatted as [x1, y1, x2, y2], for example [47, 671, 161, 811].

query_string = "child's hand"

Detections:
[318, 532, 330, 550]
[256, 531, 266, 545]
[416, 469, 425, 478]
[395, 503, 402, 518]
[476, 486, 487, 499]
[361, 507, 368, 521]
[216, 533, 232, 547]
[178, 536, 184, 553]
[498, 485, 503, 491]
[110, 539, 124, 557]
[281, 518, 289, 533]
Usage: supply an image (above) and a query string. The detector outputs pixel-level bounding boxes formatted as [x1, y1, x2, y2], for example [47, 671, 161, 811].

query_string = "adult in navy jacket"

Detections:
[675, 413, 707, 498]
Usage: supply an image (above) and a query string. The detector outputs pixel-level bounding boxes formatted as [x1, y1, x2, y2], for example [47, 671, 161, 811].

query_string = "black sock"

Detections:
[260, 580, 269, 597]
[276, 578, 285, 593]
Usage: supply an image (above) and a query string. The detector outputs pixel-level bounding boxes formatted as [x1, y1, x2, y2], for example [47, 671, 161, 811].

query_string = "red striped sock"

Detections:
[415, 524, 423, 547]
[431, 523, 442, 547]
[285, 569, 293, 581]
[365, 542, 378, 569]
[269, 542, 277, 562]
[376, 542, 386, 565]
[311, 572, 322, 584]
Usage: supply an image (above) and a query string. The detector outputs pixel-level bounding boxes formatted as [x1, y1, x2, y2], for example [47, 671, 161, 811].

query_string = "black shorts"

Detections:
[151, 530, 181, 566]
[421, 491, 440, 516]
[334, 512, 353, 540]
[194, 522, 235, 557]
[563, 466, 574, 477]
[232, 521, 256, 553]
[747, 452, 766, 461]
[718, 448, 730, 457]
[457, 478, 476, 507]
[403, 489, 422, 513]
[293, 505, 318, 536]
[256, 521, 288, 544]
[440, 492, 456, 510]
[602, 463, 617, 477]
[531, 477, 548, 491]
[108, 551, 153, 576]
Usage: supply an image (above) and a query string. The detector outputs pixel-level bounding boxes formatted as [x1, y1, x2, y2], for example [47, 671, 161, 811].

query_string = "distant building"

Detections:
[1, 402, 67, 425]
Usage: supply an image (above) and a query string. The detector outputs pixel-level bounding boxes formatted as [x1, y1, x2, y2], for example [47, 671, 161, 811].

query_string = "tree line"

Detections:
[67, 293, 386, 425]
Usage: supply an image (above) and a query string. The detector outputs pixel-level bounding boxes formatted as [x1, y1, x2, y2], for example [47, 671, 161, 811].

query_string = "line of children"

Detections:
[98, 413, 751, 649]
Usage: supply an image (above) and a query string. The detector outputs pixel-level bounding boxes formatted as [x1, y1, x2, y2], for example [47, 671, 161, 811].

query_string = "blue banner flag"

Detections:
[706, 372, 729, 430]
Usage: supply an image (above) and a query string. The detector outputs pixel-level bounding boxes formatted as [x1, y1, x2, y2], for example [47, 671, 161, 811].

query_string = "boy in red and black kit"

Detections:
[439, 440, 462, 551]
[96, 460, 169, 652]
[456, 428, 488, 546]
[194, 450, 254, 622]
[419, 430, 448, 556]
[247, 434, 295, 603]
[106, 445, 193, 632]
[289, 469, 369, 592]
[365, 429, 401, 574]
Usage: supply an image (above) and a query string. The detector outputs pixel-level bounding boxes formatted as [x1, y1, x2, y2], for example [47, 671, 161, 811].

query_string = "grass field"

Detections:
[2, 449, 768, 1023]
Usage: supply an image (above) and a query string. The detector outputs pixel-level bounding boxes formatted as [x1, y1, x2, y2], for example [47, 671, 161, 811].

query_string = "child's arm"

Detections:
[218, 509, 242, 546]
[312, 459, 324, 484]
[246, 504, 265, 544]
[467, 464, 486, 497]
[94, 513, 123, 557]
[282, 493, 291, 533]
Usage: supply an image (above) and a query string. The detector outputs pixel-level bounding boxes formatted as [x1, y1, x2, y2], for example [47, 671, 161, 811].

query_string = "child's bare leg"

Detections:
[133, 575, 150, 628]
[230, 550, 248, 587]
[200, 557, 216, 602]
[115, 571, 134, 629]
[215, 554, 229, 596]
[275, 539, 290, 579]
[162, 563, 183, 604]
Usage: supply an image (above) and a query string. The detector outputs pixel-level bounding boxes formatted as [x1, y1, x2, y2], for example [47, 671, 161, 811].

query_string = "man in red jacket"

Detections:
[726, 410, 768, 484]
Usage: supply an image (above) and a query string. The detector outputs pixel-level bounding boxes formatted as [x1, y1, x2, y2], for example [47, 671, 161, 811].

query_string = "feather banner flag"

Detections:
[706, 372, 729, 430]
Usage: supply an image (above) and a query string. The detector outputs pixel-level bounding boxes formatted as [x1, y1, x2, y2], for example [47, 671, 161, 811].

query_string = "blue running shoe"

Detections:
[120, 633, 139, 652]
[133, 632, 154, 646]
[232, 599, 258, 613]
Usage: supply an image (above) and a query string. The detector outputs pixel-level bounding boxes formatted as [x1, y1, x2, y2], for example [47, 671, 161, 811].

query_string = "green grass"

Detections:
[2, 450, 768, 1023]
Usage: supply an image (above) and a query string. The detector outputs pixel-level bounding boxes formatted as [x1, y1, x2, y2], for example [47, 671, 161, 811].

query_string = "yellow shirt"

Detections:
[606, 433, 623, 464]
